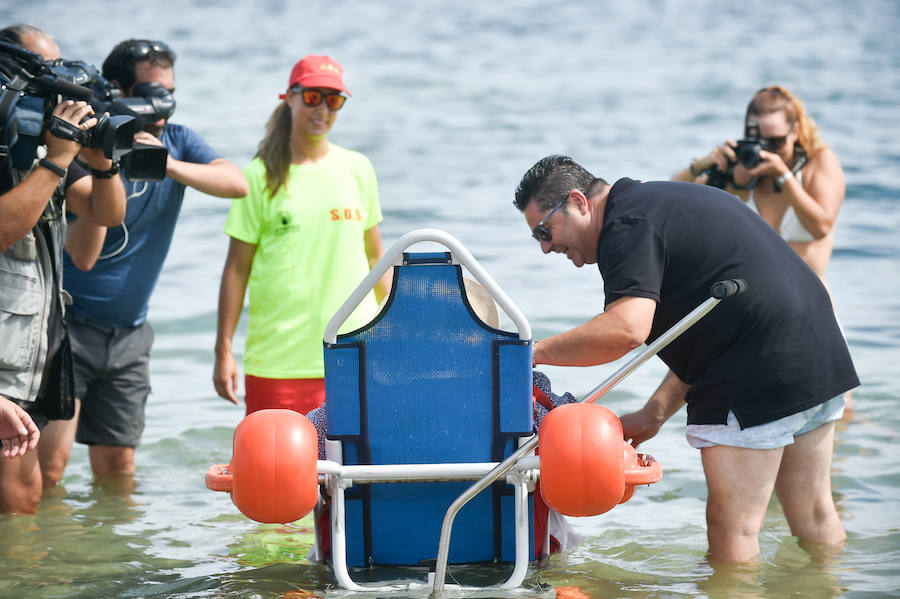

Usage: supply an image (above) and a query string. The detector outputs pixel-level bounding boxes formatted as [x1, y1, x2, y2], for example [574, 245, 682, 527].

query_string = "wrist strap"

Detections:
[91, 160, 121, 179]
[46, 116, 83, 143]
[689, 159, 701, 177]
[38, 158, 67, 178]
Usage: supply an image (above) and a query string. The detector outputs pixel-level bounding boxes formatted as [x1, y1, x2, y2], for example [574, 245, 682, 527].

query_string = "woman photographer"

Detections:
[675, 85, 851, 410]
[676, 86, 845, 283]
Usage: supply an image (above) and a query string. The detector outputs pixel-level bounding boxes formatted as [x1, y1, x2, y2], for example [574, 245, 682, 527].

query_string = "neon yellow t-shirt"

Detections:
[225, 145, 382, 378]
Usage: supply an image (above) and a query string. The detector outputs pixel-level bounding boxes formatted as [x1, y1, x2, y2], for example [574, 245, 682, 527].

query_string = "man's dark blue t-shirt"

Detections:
[63, 123, 220, 327]
[596, 178, 858, 428]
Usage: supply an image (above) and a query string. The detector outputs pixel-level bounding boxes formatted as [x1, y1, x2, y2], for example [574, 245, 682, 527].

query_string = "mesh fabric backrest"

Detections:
[324, 253, 533, 566]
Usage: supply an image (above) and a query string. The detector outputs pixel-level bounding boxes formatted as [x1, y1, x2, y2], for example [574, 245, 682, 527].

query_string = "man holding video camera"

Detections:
[0, 25, 134, 499]
[48, 39, 247, 487]
[0, 30, 128, 511]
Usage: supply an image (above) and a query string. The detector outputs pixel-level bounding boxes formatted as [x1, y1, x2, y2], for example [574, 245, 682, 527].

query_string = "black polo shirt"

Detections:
[596, 178, 858, 428]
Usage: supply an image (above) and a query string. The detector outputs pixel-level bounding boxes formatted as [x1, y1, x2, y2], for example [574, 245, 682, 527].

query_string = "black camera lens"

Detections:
[81, 114, 136, 160]
[735, 139, 763, 169]
[734, 137, 778, 169]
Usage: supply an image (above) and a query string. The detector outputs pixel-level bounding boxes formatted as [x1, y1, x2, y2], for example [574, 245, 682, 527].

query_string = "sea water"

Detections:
[1, 1, 898, 597]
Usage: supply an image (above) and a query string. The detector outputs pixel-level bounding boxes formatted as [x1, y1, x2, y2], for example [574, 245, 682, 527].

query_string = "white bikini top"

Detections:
[745, 172, 814, 243]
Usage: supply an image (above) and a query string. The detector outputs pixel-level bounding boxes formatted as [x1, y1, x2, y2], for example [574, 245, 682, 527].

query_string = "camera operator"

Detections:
[0, 78, 118, 514]
[46, 39, 247, 488]
[1, 25, 128, 497]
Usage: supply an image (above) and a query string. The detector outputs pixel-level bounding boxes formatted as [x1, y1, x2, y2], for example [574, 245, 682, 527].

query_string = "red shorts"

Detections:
[244, 375, 325, 416]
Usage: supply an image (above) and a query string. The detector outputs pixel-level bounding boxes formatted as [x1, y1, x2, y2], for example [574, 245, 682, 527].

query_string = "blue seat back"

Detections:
[324, 252, 533, 566]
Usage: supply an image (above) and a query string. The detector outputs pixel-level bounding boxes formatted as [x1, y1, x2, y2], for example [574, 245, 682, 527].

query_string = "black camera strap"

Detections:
[0, 87, 21, 190]
[790, 145, 808, 176]
[0, 87, 20, 152]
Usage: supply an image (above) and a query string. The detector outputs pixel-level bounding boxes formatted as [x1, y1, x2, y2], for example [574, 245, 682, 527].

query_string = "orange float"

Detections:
[619, 442, 662, 503]
[539, 403, 662, 516]
[539, 403, 626, 516]
[205, 409, 319, 523]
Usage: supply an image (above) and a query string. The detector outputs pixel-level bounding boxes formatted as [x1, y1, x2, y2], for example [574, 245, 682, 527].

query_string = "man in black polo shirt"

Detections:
[514, 155, 858, 564]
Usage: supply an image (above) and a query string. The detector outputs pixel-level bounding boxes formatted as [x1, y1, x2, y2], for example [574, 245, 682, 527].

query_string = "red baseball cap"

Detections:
[279, 55, 351, 99]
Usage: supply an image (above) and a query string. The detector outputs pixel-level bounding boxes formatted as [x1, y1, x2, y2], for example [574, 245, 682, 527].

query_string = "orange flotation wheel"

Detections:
[206, 409, 319, 523]
[538, 403, 662, 516]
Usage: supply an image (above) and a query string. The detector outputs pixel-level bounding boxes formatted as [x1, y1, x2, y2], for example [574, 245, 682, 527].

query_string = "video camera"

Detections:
[0, 40, 172, 181]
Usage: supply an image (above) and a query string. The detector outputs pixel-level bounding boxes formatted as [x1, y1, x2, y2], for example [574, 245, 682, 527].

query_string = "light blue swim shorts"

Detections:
[686, 395, 846, 450]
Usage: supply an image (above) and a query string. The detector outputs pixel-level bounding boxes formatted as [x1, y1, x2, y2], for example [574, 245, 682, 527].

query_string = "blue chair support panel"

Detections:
[324, 250, 533, 568]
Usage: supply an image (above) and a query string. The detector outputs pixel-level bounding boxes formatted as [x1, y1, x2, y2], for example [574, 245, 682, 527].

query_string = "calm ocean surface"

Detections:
[2, 1, 898, 597]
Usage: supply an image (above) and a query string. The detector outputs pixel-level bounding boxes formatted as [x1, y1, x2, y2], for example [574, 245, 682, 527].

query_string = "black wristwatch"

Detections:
[91, 160, 121, 179]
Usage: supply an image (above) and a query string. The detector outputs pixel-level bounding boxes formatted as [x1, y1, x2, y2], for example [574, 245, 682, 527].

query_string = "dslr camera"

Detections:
[696, 122, 776, 189]
[0, 41, 173, 182]
[732, 122, 774, 169]
[733, 137, 775, 170]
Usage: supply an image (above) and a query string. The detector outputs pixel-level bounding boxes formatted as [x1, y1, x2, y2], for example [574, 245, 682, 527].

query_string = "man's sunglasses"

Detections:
[128, 40, 172, 59]
[532, 197, 567, 242]
[292, 87, 348, 111]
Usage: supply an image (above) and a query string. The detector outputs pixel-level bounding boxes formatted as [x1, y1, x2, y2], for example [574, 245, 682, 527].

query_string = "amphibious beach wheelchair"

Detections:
[206, 229, 742, 594]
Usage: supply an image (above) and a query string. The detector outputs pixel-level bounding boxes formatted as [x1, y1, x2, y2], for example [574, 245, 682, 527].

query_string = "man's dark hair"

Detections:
[102, 39, 176, 94]
[514, 155, 608, 213]
[0, 24, 48, 47]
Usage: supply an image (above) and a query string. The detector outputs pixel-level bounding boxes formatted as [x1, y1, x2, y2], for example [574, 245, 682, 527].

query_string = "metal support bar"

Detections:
[315, 460, 539, 484]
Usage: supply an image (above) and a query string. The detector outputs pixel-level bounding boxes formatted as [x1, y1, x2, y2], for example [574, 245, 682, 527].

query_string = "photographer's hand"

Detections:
[43, 100, 95, 167]
[748, 150, 790, 180]
[79, 147, 114, 172]
[1, 101, 95, 250]
[133, 130, 164, 148]
[700, 140, 738, 175]
[73, 146, 127, 227]
[133, 130, 248, 198]
[678, 140, 738, 183]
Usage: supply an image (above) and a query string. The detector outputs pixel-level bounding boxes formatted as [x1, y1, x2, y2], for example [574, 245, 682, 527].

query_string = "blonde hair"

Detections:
[746, 85, 826, 155]
[255, 102, 293, 198]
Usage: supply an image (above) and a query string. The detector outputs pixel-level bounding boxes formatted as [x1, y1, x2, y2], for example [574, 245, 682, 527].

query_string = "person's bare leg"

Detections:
[89, 444, 137, 495]
[0, 452, 42, 514]
[37, 399, 81, 488]
[775, 421, 845, 546]
[89, 444, 135, 476]
[701, 444, 783, 563]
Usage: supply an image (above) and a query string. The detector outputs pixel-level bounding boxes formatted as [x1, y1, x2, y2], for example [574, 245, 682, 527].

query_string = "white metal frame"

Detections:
[324, 228, 531, 344]
[319, 229, 537, 592]
[316, 453, 540, 593]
